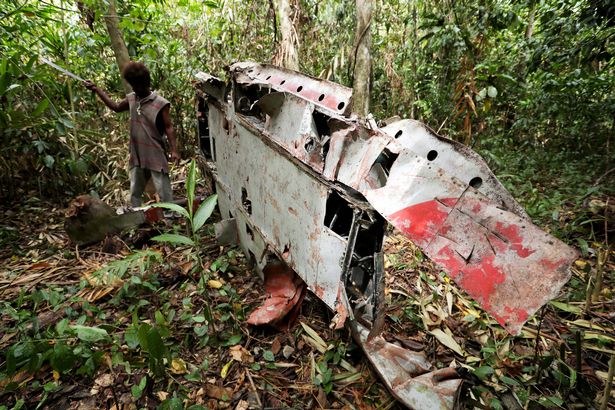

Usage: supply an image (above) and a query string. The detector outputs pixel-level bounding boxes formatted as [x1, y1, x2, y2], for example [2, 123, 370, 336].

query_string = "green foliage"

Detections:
[2, 0, 611, 208]
[89, 249, 162, 285]
[151, 159, 217, 247]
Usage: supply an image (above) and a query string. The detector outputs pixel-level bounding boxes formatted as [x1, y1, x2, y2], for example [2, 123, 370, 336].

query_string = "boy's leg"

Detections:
[129, 167, 147, 207]
[150, 171, 173, 202]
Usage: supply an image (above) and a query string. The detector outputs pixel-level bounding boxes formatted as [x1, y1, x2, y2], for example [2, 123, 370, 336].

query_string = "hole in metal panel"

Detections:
[248, 249, 257, 268]
[324, 191, 353, 237]
[197, 97, 212, 159]
[394, 130, 402, 138]
[337, 101, 345, 110]
[313, 111, 331, 139]
[280, 80, 286, 85]
[296, 85, 303, 92]
[318, 94, 325, 101]
[427, 150, 438, 161]
[241, 187, 252, 215]
[304, 138, 315, 152]
[266, 75, 271, 80]
[469, 177, 483, 188]
[367, 148, 400, 189]
[245, 223, 254, 241]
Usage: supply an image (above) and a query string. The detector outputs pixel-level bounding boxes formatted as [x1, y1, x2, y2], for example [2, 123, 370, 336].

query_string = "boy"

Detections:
[84, 62, 179, 206]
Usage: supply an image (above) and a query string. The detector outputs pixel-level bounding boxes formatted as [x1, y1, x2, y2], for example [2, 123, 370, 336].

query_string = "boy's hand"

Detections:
[83, 80, 97, 91]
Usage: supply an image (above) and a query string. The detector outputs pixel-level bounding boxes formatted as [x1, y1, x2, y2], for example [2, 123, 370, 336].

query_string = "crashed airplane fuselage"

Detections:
[194, 62, 577, 410]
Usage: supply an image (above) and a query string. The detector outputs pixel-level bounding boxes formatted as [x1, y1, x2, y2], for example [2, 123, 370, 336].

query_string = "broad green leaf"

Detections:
[59, 116, 74, 128]
[50, 342, 75, 373]
[137, 323, 152, 350]
[193, 194, 218, 232]
[152, 234, 194, 246]
[70, 325, 109, 342]
[263, 350, 275, 362]
[223, 334, 242, 346]
[549, 301, 581, 315]
[500, 375, 520, 386]
[473, 365, 494, 380]
[124, 326, 140, 349]
[576, 238, 589, 257]
[186, 160, 197, 216]
[145, 202, 189, 219]
[33, 99, 49, 116]
[55, 318, 69, 335]
[155, 310, 166, 326]
[159, 398, 183, 410]
[131, 376, 147, 400]
[146, 327, 166, 360]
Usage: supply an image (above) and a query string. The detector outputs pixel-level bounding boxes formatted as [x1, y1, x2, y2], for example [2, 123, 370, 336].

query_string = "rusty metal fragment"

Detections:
[194, 62, 577, 409]
[246, 261, 306, 330]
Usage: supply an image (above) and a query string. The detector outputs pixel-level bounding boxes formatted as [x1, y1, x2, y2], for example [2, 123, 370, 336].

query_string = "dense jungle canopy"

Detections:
[1, 0, 613, 204]
[1, 0, 614, 409]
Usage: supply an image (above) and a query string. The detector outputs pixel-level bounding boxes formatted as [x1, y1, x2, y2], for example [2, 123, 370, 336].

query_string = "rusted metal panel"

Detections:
[353, 323, 462, 410]
[380, 119, 527, 217]
[364, 145, 577, 334]
[229, 62, 352, 115]
[195, 62, 577, 410]
[207, 101, 348, 309]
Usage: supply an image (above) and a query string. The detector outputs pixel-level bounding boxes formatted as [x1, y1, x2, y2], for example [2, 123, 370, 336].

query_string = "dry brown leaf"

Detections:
[205, 384, 232, 401]
[94, 373, 114, 388]
[271, 337, 281, 355]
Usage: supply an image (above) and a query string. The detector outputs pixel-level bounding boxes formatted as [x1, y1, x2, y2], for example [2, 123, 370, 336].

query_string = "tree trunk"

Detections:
[351, 0, 373, 118]
[410, 2, 418, 119]
[526, 1, 536, 40]
[103, 0, 132, 94]
[272, 0, 299, 71]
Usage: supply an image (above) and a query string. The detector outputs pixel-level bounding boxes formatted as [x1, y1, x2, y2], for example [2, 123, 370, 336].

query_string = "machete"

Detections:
[40, 57, 85, 82]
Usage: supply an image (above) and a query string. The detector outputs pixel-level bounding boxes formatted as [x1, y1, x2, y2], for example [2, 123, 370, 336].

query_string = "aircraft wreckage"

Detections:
[194, 62, 577, 409]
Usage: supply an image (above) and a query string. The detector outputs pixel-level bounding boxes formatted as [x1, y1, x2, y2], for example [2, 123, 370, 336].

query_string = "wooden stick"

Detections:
[575, 330, 583, 375]
[592, 249, 607, 302]
[246, 370, 262, 408]
[600, 354, 615, 410]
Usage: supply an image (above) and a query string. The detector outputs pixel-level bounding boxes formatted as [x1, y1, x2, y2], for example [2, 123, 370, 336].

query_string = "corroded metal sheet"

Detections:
[380, 119, 526, 217]
[353, 324, 462, 410]
[195, 62, 577, 410]
[229, 62, 352, 115]
[207, 101, 347, 310]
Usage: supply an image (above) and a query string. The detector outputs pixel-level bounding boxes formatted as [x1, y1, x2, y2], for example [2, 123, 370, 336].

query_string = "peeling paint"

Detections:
[195, 62, 577, 410]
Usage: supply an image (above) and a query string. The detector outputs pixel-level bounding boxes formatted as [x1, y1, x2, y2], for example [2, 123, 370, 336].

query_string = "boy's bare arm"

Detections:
[84, 80, 129, 113]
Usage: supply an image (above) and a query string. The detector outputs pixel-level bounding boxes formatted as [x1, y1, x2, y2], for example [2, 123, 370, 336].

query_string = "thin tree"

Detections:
[351, 0, 373, 118]
[103, 0, 131, 94]
[272, 0, 299, 71]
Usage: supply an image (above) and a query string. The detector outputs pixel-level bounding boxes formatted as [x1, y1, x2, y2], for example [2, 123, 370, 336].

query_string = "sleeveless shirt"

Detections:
[126, 91, 171, 173]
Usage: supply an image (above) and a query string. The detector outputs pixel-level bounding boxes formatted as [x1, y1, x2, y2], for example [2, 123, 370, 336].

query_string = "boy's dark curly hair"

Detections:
[122, 62, 151, 88]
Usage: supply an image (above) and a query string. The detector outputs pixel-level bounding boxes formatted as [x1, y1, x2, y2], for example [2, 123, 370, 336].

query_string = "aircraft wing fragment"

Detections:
[194, 61, 578, 409]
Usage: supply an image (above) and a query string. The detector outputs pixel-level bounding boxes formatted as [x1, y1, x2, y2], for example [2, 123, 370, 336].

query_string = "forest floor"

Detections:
[1, 157, 614, 410]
